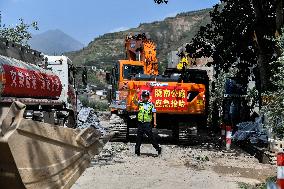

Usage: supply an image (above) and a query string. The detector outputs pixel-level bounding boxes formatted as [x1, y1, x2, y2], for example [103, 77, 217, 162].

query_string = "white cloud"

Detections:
[109, 26, 129, 33]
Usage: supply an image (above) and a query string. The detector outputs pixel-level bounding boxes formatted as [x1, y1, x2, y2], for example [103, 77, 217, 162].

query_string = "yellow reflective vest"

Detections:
[137, 102, 154, 122]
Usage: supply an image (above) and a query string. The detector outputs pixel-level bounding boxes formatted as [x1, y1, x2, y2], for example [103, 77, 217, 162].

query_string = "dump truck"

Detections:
[0, 39, 113, 189]
[107, 33, 209, 143]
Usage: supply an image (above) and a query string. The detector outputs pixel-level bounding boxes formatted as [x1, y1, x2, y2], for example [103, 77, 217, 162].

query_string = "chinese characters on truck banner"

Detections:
[2, 65, 62, 99]
[152, 87, 187, 111]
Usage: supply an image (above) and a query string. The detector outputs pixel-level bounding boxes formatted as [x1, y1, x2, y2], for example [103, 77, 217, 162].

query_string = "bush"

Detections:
[89, 101, 109, 111]
[79, 96, 89, 107]
[79, 96, 109, 111]
[262, 55, 284, 139]
[262, 29, 284, 139]
[208, 65, 238, 126]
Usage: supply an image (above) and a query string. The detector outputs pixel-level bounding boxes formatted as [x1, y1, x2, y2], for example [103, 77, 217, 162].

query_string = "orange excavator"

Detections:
[107, 33, 209, 143]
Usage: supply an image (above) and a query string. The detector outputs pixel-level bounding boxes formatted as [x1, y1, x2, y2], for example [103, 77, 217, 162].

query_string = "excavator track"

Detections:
[178, 127, 190, 144]
[178, 125, 198, 145]
[111, 123, 128, 141]
[109, 114, 128, 142]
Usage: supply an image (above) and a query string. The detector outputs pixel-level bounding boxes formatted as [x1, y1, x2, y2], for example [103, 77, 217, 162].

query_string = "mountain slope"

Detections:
[29, 29, 84, 55]
[67, 9, 211, 71]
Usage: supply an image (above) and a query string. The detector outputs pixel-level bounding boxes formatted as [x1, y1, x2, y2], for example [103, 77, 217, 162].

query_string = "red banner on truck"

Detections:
[2, 64, 62, 99]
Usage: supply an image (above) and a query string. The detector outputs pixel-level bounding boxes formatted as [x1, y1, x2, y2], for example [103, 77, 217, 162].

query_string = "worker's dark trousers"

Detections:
[135, 122, 159, 153]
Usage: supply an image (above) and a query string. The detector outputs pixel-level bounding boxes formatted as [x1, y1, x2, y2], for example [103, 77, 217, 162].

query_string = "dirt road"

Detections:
[72, 114, 275, 189]
[71, 140, 275, 189]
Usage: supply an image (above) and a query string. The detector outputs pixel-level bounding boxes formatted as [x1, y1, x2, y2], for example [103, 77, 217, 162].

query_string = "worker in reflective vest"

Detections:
[135, 90, 161, 156]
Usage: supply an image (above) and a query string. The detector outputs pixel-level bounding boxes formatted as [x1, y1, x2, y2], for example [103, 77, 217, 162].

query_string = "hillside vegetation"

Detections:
[67, 9, 211, 71]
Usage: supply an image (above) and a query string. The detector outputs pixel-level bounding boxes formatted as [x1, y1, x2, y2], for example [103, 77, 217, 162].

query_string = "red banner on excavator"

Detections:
[138, 85, 188, 111]
[151, 87, 187, 111]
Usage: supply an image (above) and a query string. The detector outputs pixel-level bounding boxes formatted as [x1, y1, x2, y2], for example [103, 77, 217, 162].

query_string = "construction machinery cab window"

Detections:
[123, 65, 144, 79]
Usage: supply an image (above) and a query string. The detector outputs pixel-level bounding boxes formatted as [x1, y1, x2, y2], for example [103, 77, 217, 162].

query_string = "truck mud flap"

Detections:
[0, 101, 114, 189]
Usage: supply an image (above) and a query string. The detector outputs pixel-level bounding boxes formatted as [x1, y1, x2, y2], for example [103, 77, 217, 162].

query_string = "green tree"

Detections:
[0, 11, 38, 47]
[187, 1, 257, 81]
[251, 0, 282, 93]
[174, 0, 283, 126]
[262, 29, 284, 138]
[185, 0, 283, 104]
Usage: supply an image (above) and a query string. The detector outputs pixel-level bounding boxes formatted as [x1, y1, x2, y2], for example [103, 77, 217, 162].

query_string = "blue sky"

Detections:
[1, 0, 220, 45]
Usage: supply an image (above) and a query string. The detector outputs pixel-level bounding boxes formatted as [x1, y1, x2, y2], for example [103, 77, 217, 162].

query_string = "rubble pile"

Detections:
[100, 114, 127, 132]
[77, 101, 107, 135]
[96, 111, 111, 121]
[92, 142, 129, 163]
[109, 114, 125, 126]
[78, 107, 92, 123]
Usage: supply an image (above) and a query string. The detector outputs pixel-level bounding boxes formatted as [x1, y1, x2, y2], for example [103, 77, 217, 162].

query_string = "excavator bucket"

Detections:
[0, 101, 114, 189]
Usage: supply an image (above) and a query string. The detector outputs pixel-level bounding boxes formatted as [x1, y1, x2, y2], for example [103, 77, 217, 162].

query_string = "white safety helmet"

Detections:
[141, 90, 150, 98]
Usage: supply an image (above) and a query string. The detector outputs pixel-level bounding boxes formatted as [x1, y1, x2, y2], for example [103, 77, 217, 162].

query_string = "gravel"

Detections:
[71, 113, 277, 189]
[77, 101, 108, 135]
[73, 102, 276, 188]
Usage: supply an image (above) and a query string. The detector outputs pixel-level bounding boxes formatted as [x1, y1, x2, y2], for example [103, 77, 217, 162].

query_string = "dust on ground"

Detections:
[71, 142, 275, 189]
[72, 113, 275, 189]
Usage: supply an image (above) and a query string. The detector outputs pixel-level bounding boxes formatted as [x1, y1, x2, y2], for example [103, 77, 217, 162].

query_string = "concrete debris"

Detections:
[109, 114, 125, 125]
[96, 111, 111, 120]
[90, 142, 129, 166]
[78, 107, 93, 123]
[77, 100, 107, 135]
[77, 100, 83, 113]
[99, 114, 126, 134]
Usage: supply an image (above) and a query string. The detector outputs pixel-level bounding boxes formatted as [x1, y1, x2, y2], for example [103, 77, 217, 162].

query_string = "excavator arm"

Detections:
[124, 33, 158, 75]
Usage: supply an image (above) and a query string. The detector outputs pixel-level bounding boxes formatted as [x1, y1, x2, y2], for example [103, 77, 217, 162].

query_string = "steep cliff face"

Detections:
[67, 9, 211, 71]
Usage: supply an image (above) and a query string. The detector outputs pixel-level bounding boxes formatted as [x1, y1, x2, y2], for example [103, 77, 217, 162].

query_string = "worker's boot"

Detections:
[135, 149, 140, 156]
[157, 147, 162, 155]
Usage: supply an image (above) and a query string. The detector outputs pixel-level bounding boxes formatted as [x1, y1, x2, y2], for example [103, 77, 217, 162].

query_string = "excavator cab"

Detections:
[122, 64, 144, 80]
[107, 59, 145, 113]
[119, 60, 145, 82]
[108, 33, 158, 113]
